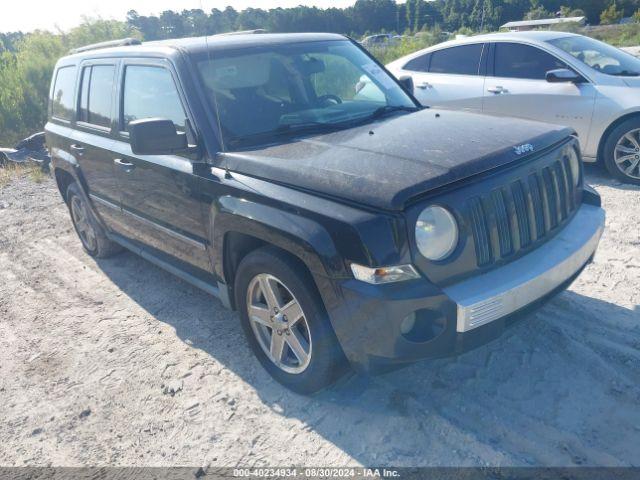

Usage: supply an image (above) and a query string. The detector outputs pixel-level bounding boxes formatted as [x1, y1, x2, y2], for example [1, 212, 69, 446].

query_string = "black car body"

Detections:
[46, 33, 605, 393]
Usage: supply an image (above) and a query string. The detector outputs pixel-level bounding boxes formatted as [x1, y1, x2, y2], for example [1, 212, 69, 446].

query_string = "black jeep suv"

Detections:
[46, 33, 605, 393]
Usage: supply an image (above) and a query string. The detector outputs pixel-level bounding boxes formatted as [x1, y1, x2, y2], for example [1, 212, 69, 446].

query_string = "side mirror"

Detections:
[398, 75, 414, 94]
[128, 118, 188, 155]
[546, 68, 582, 83]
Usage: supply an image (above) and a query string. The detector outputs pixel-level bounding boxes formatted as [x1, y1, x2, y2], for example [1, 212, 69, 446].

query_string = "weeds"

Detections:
[0, 162, 48, 188]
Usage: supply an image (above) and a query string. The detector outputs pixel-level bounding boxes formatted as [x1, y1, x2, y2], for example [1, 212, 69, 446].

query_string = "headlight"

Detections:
[415, 206, 458, 261]
[566, 146, 581, 187]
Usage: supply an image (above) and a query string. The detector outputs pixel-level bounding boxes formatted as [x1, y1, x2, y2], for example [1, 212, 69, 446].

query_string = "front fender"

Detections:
[212, 194, 346, 281]
[586, 89, 640, 158]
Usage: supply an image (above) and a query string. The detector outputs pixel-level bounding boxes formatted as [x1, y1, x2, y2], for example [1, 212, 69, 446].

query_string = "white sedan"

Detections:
[387, 31, 640, 184]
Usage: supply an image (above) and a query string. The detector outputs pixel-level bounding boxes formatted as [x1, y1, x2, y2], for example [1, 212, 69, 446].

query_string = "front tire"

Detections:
[603, 118, 640, 185]
[235, 247, 348, 394]
[66, 183, 122, 258]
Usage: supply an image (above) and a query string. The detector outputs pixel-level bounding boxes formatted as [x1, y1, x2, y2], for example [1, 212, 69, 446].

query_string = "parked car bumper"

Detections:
[329, 203, 605, 374]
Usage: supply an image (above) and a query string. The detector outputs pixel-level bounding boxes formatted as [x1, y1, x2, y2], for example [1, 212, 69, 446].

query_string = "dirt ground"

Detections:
[0, 165, 639, 468]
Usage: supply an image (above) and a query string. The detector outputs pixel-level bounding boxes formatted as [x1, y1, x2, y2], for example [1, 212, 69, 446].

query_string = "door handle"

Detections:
[416, 82, 432, 89]
[487, 86, 508, 94]
[114, 158, 136, 173]
[70, 144, 85, 155]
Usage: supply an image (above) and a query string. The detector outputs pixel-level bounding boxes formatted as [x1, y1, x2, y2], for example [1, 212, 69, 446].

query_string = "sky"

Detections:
[1, 0, 360, 33]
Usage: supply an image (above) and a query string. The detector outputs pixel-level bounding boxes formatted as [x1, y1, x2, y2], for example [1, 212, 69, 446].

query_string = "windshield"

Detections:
[548, 35, 640, 77]
[195, 40, 417, 149]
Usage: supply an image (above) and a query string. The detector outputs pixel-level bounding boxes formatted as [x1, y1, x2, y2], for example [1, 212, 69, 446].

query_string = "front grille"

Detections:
[468, 156, 580, 267]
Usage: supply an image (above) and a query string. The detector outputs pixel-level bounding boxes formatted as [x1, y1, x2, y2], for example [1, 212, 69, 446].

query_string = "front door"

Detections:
[482, 42, 597, 148]
[110, 59, 211, 273]
[395, 43, 487, 112]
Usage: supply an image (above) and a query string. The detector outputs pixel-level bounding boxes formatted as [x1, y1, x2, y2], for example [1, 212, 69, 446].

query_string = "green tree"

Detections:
[0, 19, 139, 146]
[525, 5, 553, 19]
[600, 2, 624, 24]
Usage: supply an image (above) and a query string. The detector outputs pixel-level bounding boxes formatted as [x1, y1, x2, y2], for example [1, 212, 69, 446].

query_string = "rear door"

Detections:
[482, 42, 597, 146]
[46, 64, 80, 188]
[394, 43, 487, 111]
[110, 58, 211, 272]
[72, 60, 124, 228]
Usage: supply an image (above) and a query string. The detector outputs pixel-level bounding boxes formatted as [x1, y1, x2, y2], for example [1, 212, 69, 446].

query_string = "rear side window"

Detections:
[494, 43, 567, 80]
[122, 66, 186, 131]
[404, 53, 430, 72]
[78, 65, 115, 128]
[429, 44, 483, 75]
[51, 66, 77, 121]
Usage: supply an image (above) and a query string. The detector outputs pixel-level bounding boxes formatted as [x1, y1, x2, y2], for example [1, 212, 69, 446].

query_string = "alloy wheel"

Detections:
[246, 273, 312, 374]
[70, 195, 97, 252]
[614, 128, 640, 180]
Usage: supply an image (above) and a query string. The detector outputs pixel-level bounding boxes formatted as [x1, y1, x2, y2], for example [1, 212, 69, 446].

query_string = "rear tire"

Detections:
[234, 246, 348, 394]
[603, 117, 640, 185]
[66, 182, 122, 258]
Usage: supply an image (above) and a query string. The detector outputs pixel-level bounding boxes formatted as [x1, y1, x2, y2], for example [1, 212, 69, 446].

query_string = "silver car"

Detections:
[387, 31, 640, 184]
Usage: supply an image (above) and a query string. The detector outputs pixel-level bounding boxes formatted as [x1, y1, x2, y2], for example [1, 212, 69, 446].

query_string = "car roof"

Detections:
[59, 32, 347, 63]
[438, 30, 579, 47]
[386, 31, 580, 67]
[469, 31, 579, 42]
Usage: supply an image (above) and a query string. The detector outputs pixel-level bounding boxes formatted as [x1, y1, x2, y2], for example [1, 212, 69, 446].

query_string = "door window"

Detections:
[51, 66, 77, 121]
[429, 44, 483, 75]
[78, 65, 115, 128]
[494, 43, 567, 80]
[403, 53, 431, 73]
[122, 66, 187, 131]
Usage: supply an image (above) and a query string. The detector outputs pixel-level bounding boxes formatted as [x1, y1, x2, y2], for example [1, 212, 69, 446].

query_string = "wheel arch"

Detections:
[597, 111, 640, 163]
[210, 197, 347, 312]
[54, 167, 76, 202]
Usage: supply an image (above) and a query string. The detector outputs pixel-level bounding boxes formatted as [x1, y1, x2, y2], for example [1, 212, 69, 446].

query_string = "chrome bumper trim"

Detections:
[443, 204, 605, 333]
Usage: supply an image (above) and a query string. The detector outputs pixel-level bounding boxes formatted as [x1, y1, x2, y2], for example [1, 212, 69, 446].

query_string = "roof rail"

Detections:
[220, 29, 268, 36]
[70, 38, 141, 54]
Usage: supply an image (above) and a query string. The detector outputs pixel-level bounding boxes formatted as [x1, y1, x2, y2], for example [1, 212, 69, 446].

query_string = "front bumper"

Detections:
[328, 203, 605, 373]
[444, 203, 605, 333]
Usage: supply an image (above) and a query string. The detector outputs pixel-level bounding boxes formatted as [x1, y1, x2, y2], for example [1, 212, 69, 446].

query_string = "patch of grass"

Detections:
[0, 162, 48, 188]
[28, 165, 46, 184]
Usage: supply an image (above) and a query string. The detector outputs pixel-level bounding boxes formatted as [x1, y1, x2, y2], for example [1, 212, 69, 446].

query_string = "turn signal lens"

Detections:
[350, 263, 420, 284]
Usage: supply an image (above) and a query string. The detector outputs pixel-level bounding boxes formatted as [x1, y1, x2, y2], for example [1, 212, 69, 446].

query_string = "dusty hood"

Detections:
[622, 77, 640, 88]
[221, 108, 573, 211]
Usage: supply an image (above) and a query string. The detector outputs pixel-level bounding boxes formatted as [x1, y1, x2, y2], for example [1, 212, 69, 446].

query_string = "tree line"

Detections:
[124, 0, 640, 40]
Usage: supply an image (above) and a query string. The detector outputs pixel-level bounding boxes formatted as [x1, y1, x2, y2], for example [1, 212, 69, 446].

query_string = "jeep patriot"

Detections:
[46, 33, 605, 393]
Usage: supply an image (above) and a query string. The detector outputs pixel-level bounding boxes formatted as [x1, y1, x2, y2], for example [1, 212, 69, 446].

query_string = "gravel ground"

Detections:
[0, 165, 639, 468]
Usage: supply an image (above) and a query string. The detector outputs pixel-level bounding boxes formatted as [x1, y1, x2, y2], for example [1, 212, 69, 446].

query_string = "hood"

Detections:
[623, 77, 640, 88]
[221, 108, 572, 211]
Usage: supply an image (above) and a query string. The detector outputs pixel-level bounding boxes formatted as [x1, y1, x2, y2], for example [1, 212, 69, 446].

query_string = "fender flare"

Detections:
[211, 194, 347, 281]
[208, 195, 349, 312]
[51, 158, 107, 230]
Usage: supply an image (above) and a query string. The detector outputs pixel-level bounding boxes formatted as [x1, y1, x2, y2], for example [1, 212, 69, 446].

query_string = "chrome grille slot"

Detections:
[511, 181, 531, 248]
[528, 173, 546, 240]
[542, 167, 558, 229]
[468, 197, 492, 266]
[492, 189, 512, 257]
[561, 156, 575, 211]
[553, 162, 569, 221]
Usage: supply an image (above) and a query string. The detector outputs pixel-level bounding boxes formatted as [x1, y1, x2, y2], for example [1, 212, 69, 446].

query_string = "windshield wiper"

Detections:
[227, 121, 344, 148]
[368, 105, 419, 120]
